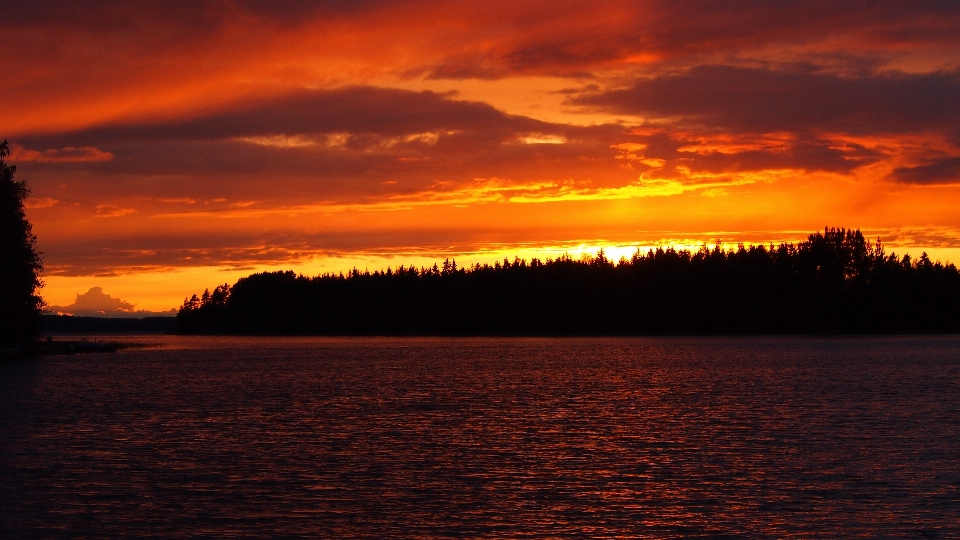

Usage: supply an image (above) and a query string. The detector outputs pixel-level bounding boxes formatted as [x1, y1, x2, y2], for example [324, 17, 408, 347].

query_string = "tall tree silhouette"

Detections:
[0, 140, 44, 346]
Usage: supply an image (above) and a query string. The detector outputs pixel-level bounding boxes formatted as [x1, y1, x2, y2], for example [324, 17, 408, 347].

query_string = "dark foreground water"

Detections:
[2, 336, 959, 538]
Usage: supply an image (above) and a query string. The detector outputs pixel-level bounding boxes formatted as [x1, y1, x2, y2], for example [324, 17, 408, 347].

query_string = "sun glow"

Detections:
[8, 2, 960, 314]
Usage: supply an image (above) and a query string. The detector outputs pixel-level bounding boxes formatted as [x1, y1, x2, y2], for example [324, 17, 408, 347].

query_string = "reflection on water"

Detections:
[2, 337, 959, 538]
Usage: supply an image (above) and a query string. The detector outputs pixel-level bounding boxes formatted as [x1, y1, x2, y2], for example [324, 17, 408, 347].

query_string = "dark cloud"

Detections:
[673, 137, 880, 175]
[12, 81, 891, 205]
[18, 134, 637, 203]
[573, 66, 960, 135]
[8, 1, 959, 84]
[14, 87, 640, 201]
[414, 1, 960, 79]
[41, 234, 329, 276]
[17, 87, 550, 145]
[38, 228, 579, 276]
[422, 38, 636, 80]
[888, 156, 960, 184]
[1, 0, 394, 31]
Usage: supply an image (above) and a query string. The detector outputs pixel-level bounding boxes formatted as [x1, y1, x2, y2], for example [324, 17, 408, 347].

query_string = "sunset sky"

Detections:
[6, 1, 960, 313]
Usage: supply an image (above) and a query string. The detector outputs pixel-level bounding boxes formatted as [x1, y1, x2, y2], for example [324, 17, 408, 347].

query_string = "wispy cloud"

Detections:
[25, 197, 59, 209]
[94, 205, 137, 218]
[9, 143, 113, 163]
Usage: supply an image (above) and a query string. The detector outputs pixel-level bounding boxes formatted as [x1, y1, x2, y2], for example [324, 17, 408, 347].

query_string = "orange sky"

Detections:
[5, 1, 960, 313]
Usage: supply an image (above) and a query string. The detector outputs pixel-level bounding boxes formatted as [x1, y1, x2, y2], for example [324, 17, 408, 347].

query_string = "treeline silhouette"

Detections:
[176, 228, 960, 335]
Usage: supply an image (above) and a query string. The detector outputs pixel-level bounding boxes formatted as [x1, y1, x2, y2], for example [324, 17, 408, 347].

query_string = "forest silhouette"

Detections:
[177, 228, 960, 335]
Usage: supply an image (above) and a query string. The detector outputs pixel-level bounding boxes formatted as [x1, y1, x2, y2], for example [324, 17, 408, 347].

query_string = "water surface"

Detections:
[2, 336, 959, 537]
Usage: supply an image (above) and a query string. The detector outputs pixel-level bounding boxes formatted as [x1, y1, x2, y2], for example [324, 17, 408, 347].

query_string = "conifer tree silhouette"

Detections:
[0, 140, 44, 345]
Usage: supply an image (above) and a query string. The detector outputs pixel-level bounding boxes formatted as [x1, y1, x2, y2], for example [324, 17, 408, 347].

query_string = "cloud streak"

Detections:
[888, 156, 960, 184]
[572, 65, 960, 136]
[9, 144, 113, 163]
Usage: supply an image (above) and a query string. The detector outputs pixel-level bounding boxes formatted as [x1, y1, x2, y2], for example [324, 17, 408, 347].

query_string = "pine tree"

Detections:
[0, 140, 44, 346]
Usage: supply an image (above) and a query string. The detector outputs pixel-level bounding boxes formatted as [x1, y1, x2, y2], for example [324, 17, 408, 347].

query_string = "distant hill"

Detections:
[42, 314, 177, 334]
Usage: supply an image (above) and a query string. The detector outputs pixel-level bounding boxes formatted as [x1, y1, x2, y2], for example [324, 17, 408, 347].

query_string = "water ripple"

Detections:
[2, 336, 959, 538]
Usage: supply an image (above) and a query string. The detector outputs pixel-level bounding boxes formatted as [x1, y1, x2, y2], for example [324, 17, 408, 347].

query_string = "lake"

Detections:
[2, 336, 959, 538]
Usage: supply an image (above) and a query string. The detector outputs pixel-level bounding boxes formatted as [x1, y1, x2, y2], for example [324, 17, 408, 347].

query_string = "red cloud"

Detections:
[9, 143, 113, 163]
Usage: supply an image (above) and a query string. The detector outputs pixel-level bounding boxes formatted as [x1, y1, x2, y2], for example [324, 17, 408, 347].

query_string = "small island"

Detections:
[176, 228, 960, 336]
